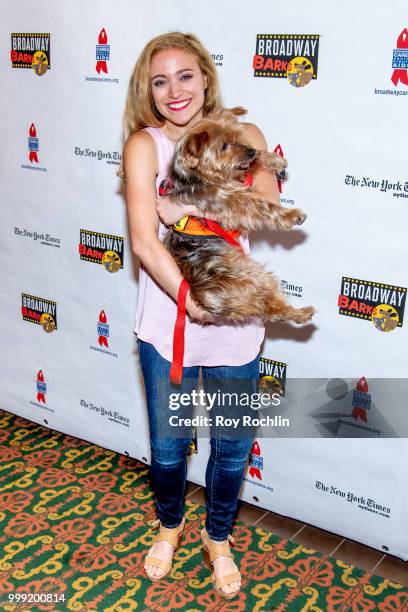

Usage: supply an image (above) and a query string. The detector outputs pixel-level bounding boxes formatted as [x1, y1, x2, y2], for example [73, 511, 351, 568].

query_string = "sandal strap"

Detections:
[152, 518, 184, 549]
[145, 555, 171, 573]
[214, 571, 242, 590]
[202, 528, 234, 561]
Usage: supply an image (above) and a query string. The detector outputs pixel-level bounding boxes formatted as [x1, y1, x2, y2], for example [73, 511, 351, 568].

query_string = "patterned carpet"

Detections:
[0, 409, 407, 611]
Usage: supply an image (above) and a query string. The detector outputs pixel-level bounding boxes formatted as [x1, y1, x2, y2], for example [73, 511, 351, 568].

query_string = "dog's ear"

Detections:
[186, 130, 209, 164]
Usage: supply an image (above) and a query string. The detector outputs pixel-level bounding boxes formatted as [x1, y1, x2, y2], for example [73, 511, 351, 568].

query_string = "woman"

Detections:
[122, 32, 279, 599]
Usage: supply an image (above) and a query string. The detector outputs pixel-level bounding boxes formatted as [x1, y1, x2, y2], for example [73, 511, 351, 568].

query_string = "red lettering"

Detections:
[10, 50, 17, 61]
[274, 60, 282, 70]
[78, 244, 86, 254]
[252, 55, 264, 69]
[338, 295, 349, 308]
[86, 248, 102, 259]
[27, 310, 40, 320]
[263, 58, 273, 70]
[349, 300, 359, 311]
[281, 61, 288, 71]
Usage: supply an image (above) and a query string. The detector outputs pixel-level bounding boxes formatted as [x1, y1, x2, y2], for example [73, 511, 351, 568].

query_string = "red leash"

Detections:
[170, 278, 190, 384]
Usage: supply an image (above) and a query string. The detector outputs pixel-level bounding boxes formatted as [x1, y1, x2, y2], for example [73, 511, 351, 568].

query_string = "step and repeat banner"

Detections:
[1, 1, 407, 559]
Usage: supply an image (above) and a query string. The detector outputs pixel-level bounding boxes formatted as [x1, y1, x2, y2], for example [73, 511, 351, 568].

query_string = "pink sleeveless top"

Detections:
[134, 126, 265, 366]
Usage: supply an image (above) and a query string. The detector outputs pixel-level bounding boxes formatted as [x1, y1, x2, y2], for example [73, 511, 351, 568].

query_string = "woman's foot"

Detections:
[201, 528, 241, 599]
[144, 518, 185, 581]
[144, 540, 175, 579]
[212, 549, 241, 597]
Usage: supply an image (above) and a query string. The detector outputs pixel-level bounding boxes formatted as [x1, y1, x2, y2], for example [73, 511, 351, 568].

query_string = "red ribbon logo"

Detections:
[391, 29, 408, 87]
[249, 441, 263, 480]
[98, 310, 109, 347]
[37, 370, 46, 403]
[29, 123, 38, 163]
[274, 144, 285, 193]
[352, 377, 369, 422]
[96, 28, 109, 75]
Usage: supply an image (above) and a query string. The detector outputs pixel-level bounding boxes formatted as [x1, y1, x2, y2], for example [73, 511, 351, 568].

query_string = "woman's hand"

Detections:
[156, 196, 201, 226]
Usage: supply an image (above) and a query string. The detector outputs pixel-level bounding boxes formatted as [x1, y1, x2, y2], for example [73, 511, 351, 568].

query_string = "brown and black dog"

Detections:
[162, 107, 315, 325]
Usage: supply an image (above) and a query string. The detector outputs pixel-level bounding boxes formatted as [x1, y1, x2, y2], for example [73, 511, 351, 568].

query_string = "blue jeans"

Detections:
[137, 338, 259, 541]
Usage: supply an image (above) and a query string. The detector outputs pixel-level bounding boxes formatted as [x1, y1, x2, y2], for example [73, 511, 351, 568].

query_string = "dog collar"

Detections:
[243, 172, 253, 188]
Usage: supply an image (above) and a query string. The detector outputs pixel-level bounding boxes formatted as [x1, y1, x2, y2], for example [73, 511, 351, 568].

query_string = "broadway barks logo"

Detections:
[10, 33, 50, 75]
[253, 34, 319, 87]
[79, 229, 124, 273]
[21, 293, 57, 332]
[338, 277, 407, 332]
[259, 357, 287, 396]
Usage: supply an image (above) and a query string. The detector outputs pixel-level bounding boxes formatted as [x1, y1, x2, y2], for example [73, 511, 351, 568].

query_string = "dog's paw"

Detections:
[292, 209, 307, 225]
[291, 306, 315, 324]
[277, 208, 306, 230]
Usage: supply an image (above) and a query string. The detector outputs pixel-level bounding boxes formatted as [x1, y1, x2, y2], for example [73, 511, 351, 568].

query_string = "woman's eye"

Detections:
[180, 73, 193, 81]
[153, 80, 166, 87]
[222, 142, 228, 151]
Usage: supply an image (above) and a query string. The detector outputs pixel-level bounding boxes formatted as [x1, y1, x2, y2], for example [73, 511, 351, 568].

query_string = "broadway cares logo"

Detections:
[345, 175, 408, 199]
[316, 481, 391, 518]
[374, 28, 408, 96]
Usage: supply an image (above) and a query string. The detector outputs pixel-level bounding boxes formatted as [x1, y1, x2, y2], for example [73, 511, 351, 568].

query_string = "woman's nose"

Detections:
[168, 79, 182, 98]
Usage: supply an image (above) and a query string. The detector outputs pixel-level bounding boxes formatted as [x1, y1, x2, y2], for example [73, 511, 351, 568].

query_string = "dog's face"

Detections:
[173, 107, 256, 183]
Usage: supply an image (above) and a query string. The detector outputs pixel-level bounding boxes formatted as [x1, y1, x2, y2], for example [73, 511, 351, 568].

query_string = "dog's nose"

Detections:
[246, 148, 256, 159]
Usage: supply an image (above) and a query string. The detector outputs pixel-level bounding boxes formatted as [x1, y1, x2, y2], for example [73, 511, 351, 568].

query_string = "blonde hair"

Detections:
[118, 32, 222, 179]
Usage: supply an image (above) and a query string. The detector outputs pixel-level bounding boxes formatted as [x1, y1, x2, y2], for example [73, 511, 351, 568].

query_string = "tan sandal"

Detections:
[201, 527, 241, 600]
[145, 517, 185, 581]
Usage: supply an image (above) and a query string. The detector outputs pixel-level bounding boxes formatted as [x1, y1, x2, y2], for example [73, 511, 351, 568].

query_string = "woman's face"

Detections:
[149, 48, 208, 128]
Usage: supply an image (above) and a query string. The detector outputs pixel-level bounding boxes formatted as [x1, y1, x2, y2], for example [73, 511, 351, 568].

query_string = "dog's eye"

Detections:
[222, 142, 228, 151]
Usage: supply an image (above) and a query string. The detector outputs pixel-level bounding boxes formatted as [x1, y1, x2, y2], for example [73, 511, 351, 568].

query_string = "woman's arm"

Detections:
[124, 131, 208, 321]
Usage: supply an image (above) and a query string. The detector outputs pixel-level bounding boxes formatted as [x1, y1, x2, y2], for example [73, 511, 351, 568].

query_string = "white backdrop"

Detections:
[1, 0, 407, 560]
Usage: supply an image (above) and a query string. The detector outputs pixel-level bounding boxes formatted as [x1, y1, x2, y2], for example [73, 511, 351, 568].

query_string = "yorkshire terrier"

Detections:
[162, 107, 315, 325]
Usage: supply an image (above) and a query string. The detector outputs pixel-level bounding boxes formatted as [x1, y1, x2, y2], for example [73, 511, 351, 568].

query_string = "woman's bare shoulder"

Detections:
[123, 130, 158, 175]
[241, 122, 268, 149]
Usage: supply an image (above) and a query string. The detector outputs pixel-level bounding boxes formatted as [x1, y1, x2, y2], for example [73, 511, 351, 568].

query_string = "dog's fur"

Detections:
[163, 107, 315, 324]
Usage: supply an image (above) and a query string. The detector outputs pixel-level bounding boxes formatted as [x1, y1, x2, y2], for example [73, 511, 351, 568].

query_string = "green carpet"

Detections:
[0, 409, 406, 611]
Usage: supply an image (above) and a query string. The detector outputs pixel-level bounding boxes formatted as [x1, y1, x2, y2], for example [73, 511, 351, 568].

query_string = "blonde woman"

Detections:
[122, 32, 279, 599]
